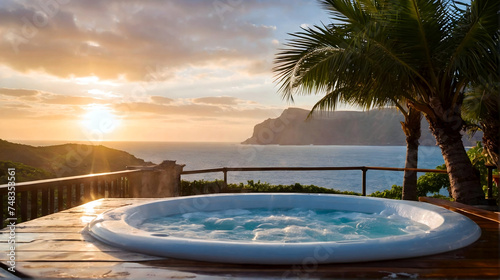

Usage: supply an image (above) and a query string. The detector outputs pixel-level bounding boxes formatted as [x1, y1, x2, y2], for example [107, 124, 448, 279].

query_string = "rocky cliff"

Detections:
[242, 108, 480, 146]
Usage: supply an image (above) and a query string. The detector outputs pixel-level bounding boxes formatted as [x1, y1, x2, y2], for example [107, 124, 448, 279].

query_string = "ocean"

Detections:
[19, 141, 446, 194]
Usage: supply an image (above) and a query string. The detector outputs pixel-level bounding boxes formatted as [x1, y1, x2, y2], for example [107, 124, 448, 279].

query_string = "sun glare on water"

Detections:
[81, 104, 121, 136]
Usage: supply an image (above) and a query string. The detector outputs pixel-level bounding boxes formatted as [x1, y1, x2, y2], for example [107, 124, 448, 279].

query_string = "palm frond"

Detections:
[446, 0, 499, 85]
[274, 0, 499, 122]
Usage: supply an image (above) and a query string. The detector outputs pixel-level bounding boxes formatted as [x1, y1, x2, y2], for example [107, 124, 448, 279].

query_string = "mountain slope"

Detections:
[0, 160, 54, 184]
[0, 140, 151, 180]
[242, 108, 481, 146]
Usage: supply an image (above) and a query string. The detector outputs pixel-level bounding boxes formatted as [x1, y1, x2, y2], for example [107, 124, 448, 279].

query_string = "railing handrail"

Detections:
[0, 166, 446, 192]
[363, 166, 448, 173]
[181, 166, 448, 196]
[181, 166, 448, 175]
[0, 169, 142, 192]
[0, 166, 446, 188]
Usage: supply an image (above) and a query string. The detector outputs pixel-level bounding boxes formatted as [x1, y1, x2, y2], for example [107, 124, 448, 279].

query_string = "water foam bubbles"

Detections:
[139, 208, 430, 243]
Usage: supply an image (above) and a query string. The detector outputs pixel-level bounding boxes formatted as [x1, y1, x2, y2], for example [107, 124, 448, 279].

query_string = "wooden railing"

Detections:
[182, 166, 449, 196]
[3, 164, 492, 229]
[0, 169, 142, 228]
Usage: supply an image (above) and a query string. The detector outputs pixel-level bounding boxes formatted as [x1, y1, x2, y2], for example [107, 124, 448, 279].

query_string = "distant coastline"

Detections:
[242, 108, 482, 146]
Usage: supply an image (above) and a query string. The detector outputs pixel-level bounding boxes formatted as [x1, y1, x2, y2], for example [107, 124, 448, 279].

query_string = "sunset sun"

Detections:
[81, 104, 121, 135]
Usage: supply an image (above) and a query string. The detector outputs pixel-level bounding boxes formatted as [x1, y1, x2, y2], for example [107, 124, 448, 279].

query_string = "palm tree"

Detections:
[274, 0, 498, 204]
[463, 79, 500, 169]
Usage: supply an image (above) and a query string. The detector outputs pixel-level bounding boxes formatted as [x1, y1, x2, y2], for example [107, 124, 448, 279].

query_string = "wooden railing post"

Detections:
[362, 167, 367, 196]
[41, 189, 49, 216]
[83, 181, 90, 203]
[57, 185, 64, 212]
[21, 191, 28, 222]
[127, 161, 185, 198]
[30, 190, 38, 220]
[223, 168, 228, 190]
[486, 165, 494, 200]
[49, 188, 55, 214]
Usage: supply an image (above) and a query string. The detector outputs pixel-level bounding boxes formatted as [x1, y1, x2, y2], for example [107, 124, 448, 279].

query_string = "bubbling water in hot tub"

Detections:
[140, 208, 430, 243]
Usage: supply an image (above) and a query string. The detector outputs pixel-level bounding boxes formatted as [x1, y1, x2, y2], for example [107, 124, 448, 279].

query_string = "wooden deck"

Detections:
[1, 197, 499, 279]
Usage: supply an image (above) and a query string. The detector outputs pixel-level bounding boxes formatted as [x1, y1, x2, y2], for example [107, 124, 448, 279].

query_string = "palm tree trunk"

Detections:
[401, 108, 421, 201]
[482, 120, 499, 169]
[425, 111, 484, 205]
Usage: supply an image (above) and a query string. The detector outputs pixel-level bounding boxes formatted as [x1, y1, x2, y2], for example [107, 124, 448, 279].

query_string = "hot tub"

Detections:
[87, 193, 481, 264]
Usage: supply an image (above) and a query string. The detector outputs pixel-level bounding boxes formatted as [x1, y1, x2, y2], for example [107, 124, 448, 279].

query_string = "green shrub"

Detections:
[369, 184, 452, 200]
[467, 141, 499, 200]
[180, 180, 226, 196]
[369, 185, 402, 199]
[467, 142, 489, 188]
[180, 180, 361, 196]
[369, 165, 450, 200]
[416, 164, 450, 197]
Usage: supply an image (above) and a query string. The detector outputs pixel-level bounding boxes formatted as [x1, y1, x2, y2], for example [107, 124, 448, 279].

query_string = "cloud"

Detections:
[192, 96, 240, 105]
[0, 0, 338, 142]
[0, 88, 107, 106]
[150, 96, 174, 104]
[114, 102, 223, 117]
[0, 104, 77, 120]
[0, 0, 279, 81]
[113, 97, 281, 121]
[41, 95, 107, 105]
[0, 87, 39, 97]
[0, 106, 32, 119]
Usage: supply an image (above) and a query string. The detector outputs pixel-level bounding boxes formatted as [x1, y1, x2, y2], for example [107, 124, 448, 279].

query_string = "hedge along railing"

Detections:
[181, 166, 449, 196]
[0, 169, 142, 228]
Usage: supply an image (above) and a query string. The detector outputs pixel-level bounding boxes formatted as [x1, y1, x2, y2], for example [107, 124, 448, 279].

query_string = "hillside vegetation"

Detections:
[0, 140, 151, 183]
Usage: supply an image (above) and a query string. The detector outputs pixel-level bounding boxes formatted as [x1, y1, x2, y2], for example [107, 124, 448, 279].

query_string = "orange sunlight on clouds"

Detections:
[0, 0, 333, 142]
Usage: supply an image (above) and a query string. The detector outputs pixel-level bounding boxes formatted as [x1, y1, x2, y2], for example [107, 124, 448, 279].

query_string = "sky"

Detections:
[0, 0, 353, 143]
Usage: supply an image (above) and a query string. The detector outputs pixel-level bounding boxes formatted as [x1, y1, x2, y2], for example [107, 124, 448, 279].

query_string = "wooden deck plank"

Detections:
[12, 262, 208, 279]
[14, 213, 98, 228]
[1, 197, 499, 279]
[419, 197, 500, 223]
[0, 251, 164, 262]
[0, 232, 85, 243]
[57, 198, 155, 213]
[0, 239, 122, 252]
[8, 226, 89, 233]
